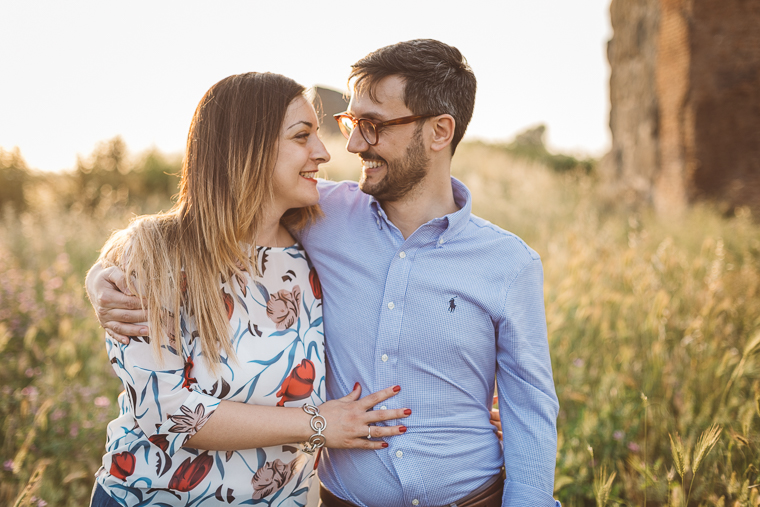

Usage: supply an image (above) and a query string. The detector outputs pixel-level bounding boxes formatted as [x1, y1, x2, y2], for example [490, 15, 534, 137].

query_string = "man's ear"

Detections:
[429, 114, 456, 154]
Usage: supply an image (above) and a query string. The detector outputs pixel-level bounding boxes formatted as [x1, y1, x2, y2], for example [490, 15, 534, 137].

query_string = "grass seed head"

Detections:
[692, 424, 722, 475]
[670, 433, 686, 480]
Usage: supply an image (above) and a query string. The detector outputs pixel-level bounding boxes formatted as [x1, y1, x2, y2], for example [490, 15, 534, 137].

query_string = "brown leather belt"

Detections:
[319, 469, 505, 507]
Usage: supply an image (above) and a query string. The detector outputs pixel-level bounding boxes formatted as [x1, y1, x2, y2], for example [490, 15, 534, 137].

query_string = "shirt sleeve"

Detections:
[496, 257, 561, 507]
[106, 335, 221, 457]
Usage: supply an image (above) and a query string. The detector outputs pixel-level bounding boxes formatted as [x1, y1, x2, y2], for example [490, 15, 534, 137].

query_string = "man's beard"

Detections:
[359, 126, 429, 202]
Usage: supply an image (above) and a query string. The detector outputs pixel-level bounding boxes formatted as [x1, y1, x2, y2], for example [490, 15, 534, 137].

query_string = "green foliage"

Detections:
[0, 148, 32, 214]
[2, 137, 760, 505]
[500, 124, 595, 173]
[66, 136, 181, 214]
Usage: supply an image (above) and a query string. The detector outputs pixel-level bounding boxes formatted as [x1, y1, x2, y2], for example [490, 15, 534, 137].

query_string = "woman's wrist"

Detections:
[301, 404, 327, 454]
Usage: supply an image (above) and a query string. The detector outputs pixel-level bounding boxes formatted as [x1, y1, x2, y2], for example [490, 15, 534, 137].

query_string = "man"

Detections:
[88, 40, 560, 507]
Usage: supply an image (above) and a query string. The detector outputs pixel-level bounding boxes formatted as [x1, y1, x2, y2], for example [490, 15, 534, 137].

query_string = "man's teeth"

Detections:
[362, 160, 383, 169]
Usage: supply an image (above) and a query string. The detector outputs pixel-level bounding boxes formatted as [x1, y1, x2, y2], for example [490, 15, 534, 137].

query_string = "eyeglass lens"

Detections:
[337, 116, 377, 145]
[359, 120, 377, 145]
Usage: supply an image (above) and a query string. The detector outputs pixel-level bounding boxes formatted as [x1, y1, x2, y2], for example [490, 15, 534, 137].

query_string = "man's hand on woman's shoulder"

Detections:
[85, 262, 149, 344]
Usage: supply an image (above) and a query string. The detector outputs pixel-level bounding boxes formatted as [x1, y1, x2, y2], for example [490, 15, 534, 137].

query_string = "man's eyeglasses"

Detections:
[333, 112, 439, 146]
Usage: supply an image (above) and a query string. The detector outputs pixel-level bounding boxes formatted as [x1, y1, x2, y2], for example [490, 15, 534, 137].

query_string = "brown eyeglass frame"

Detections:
[333, 112, 439, 146]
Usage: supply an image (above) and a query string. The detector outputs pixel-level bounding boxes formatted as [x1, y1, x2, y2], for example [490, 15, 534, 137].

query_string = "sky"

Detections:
[0, 0, 612, 172]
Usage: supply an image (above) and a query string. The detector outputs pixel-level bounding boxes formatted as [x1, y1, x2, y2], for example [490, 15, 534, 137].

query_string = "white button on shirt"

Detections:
[412, 500, 419, 506]
[399, 251, 406, 258]
[387, 302, 395, 309]
[380, 405, 387, 410]
[381, 354, 388, 362]
[396, 450, 403, 458]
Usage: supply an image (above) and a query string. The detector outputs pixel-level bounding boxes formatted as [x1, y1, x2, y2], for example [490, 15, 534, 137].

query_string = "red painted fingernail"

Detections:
[393, 385, 401, 392]
[404, 409, 412, 416]
[382, 442, 389, 448]
[399, 426, 407, 433]
[354, 382, 360, 391]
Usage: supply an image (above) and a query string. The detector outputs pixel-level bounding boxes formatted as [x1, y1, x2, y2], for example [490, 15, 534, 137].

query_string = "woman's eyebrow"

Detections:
[287, 120, 313, 130]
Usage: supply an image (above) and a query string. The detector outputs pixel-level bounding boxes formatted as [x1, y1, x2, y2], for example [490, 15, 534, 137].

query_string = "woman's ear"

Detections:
[430, 114, 456, 154]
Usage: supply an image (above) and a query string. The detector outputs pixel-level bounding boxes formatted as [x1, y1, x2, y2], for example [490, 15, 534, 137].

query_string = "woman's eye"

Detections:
[295, 132, 310, 140]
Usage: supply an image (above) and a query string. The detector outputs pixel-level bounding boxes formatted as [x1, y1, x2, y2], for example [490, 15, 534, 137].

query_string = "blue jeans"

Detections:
[89, 483, 121, 507]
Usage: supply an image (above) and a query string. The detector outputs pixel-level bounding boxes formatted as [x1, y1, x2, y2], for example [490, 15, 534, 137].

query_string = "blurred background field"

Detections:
[1, 133, 759, 506]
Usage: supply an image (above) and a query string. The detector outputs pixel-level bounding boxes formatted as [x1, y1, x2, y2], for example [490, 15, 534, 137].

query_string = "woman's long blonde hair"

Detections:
[99, 73, 321, 374]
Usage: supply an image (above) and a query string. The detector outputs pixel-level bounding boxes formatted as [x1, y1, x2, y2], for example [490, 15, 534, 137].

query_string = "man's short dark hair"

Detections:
[349, 39, 477, 155]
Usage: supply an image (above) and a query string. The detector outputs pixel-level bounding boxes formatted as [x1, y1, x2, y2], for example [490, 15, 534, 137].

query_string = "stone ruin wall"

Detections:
[604, 0, 760, 215]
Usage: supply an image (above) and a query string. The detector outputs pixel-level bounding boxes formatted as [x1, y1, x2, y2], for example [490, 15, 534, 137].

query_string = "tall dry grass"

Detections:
[1, 136, 759, 506]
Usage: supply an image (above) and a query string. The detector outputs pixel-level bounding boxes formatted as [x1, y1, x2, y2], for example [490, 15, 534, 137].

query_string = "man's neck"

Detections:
[380, 172, 459, 239]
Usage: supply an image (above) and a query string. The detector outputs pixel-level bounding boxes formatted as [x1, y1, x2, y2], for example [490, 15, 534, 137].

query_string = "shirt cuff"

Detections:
[153, 390, 221, 456]
[502, 480, 559, 507]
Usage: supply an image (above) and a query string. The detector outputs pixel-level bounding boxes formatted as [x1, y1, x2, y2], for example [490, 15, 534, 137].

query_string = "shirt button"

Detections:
[399, 251, 406, 258]
[438, 237, 444, 245]
[396, 450, 403, 458]
[380, 405, 387, 410]
[412, 500, 419, 506]
[381, 354, 388, 362]
[387, 302, 395, 310]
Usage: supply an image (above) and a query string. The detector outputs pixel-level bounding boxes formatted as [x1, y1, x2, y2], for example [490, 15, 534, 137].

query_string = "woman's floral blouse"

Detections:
[96, 245, 325, 506]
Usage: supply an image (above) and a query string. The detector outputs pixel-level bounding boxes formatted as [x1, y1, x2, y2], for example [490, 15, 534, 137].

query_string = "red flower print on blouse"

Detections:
[182, 357, 197, 390]
[222, 287, 234, 320]
[251, 455, 307, 500]
[148, 433, 169, 452]
[168, 451, 213, 492]
[276, 359, 315, 407]
[309, 267, 322, 300]
[266, 286, 301, 330]
[110, 451, 136, 481]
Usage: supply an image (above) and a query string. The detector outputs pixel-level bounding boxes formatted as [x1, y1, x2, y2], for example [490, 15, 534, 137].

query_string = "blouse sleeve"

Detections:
[106, 334, 221, 457]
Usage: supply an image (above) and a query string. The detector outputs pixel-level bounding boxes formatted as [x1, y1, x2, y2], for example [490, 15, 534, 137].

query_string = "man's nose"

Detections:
[346, 127, 369, 154]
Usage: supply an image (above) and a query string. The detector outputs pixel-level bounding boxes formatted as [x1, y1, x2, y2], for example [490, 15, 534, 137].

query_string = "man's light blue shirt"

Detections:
[299, 177, 560, 507]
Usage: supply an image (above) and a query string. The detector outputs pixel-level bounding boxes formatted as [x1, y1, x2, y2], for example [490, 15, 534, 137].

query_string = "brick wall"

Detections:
[689, 0, 760, 211]
[604, 0, 760, 215]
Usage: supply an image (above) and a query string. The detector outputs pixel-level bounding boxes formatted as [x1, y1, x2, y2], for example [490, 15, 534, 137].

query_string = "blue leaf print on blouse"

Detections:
[247, 346, 287, 366]
[265, 340, 300, 397]
[215, 452, 225, 479]
[306, 341, 322, 363]
[254, 281, 270, 304]
[185, 483, 213, 507]
[236, 294, 248, 313]
[244, 373, 261, 403]
[307, 316, 323, 331]
[256, 448, 267, 471]
[286, 251, 306, 261]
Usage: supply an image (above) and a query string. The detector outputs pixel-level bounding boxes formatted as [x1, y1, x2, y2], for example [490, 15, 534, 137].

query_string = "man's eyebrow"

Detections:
[287, 120, 313, 130]
[350, 111, 384, 121]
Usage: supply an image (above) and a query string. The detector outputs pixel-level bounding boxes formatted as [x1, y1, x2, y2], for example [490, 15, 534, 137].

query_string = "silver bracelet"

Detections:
[301, 404, 327, 455]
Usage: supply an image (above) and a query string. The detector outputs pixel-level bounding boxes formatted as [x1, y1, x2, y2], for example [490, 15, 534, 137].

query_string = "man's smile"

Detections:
[361, 158, 385, 170]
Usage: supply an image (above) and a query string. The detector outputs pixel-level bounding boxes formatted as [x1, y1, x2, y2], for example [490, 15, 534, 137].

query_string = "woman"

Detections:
[89, 73, 410, 507]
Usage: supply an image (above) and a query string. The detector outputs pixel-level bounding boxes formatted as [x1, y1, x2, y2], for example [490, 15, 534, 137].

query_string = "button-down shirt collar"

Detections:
[367, 176, 472, 248]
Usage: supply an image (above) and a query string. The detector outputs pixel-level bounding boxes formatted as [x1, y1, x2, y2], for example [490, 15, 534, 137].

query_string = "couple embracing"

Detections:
[85, 39, 561, 507]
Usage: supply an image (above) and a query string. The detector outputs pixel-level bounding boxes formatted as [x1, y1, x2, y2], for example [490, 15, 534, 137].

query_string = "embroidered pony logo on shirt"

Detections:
[448, 296, 458, 313]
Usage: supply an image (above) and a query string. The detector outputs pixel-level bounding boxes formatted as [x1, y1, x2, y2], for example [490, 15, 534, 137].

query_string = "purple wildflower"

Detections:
[94, 396, 111, 408]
